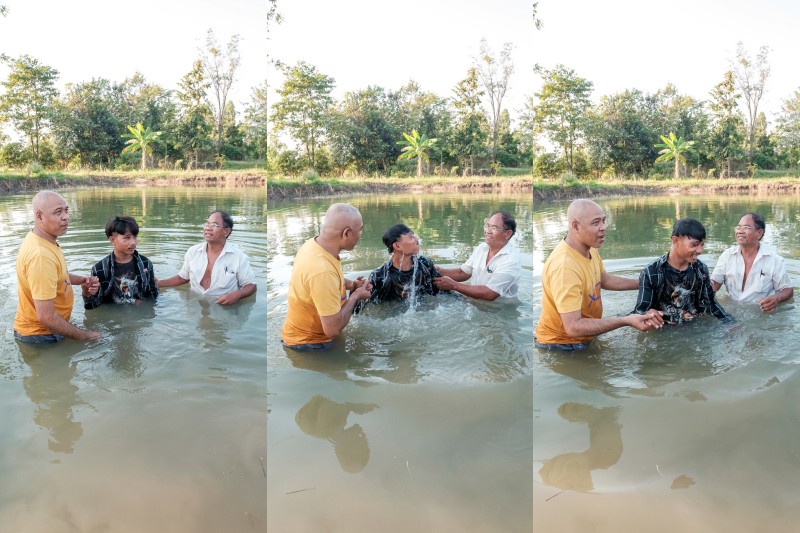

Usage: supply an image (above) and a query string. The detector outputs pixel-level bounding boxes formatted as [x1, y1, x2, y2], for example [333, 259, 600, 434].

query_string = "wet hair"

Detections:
[105, 215, 139, 237]
[743, 212, 765, 240]
[210, 210, 234, 231]
[382, 224, 413, 254]
[491, 210, 516, 236]
[671, 218, 706, 241]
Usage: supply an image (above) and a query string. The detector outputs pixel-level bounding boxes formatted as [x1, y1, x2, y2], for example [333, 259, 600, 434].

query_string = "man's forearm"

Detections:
[602, 273, 639, 291]
[437, 267, 470, 281]
[449, 282, 499, 301]
[565, 315, 633, 337]
[39, 309, 92, 340]
[777, 286, 794, 303]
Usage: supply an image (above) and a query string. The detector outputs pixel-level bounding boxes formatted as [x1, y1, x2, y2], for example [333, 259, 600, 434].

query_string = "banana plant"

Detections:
[655, 132, 696, 179]
[121, 123, 164, 170]
[397, 129, 438, 177]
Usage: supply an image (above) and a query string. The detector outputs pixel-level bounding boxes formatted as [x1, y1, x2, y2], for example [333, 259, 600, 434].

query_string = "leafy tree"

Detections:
[51, 78, 126, 167]
[0, 55, 59, 164]
[201, 30, 240, 156]
[654, 84, 710, 175]
[733, 42, 770, 165]
[329, 85, 401, 174]
[271, 61, 335, 170]
[221, 101, 246, 160]
[776, 89, 800, 169]
[243, 81, 269, 161]
[475, 39, 514, 164]
[707, 71, 745, 177]
[397, 129, 437, 177]
[450, 67, 488, 175]
[121, 123, 163, 170]
[585, 89, 659, 176]
[655, 132, 695, 179]
[533, 65, 593, 172]
[176, 60, 213, 167]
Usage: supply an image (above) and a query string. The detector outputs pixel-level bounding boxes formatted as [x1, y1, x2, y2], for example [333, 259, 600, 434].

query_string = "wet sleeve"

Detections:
[632, 265, 657, 314]
[771, 255, 792, 292]
[308, 270, 344, 317]
[710, 249, 729, 285]
[27, 253, 59, 301]
[84, 263, 103, 309]
[236, 253, 256, 288]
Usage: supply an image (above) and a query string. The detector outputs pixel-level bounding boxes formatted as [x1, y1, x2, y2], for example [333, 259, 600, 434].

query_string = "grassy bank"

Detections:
[533, 176, 800, 202]
[267, 175, 533, 199]
[0, 169, 266, 193]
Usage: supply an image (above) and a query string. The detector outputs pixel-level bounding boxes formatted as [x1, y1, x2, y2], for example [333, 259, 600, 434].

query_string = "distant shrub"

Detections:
[301, 169, 320, 182]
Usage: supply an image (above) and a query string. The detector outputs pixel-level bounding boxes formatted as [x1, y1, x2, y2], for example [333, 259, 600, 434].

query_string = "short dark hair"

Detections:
[210, 210, 234, 231]
[105, 215, 139, 237]
[672, 218, 705, 241]
[743, 212, 765, 240]
[491, 210, 516, 236]
[382, 224, 413, 253]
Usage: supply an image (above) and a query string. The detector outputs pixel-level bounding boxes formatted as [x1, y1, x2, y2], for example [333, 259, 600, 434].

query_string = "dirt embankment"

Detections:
[267, 179, 532, 199]
[0, 173, 266, 194]
[533, 182, 800, 202]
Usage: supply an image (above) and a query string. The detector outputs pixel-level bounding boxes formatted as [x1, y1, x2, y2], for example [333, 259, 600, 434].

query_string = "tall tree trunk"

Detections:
[417, 156, 423, 177]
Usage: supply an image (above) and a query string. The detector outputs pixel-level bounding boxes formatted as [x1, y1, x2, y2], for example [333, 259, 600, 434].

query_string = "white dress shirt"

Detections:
[178, 241, 256, 297]
[460, 241, 521, 298]
[710, 243, 792, 303]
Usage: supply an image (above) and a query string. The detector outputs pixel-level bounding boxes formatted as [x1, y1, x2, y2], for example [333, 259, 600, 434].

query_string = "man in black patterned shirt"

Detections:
[633, 218, 733, 324]
[83, 216, 158, 309]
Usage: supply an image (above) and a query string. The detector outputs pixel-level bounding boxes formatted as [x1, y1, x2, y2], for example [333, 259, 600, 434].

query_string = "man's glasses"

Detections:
[203, 221, 225, 229]
[483, 220, 507, 232]
[734, 225, 753, 232]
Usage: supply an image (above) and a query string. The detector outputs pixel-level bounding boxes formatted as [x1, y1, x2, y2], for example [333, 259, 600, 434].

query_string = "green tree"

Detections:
[450, 67, 488, 175]
[176, 60, 213, 168]
[201, 30, 240, 156]
[329, 85, 401, 174]
[776, 89, 800, 169]
[51, 78, 126, 167]
[708, 71, 745, 177]
[397, 129, 437, 177]
[271, 61, 335, 170]
[121, 123, 163, 170]
[243, 81, 269, 161]
[475, 39, 513, 164]
[655, 132, 695, 179]
[0, 55, 59, 164]
[733, 42, 770, 165]
[533, 65, 593, 172]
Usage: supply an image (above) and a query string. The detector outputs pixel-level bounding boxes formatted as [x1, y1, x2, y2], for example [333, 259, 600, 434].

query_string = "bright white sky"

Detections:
[0, 0, 266, 110]
[269, 0, 800, 127]
[1, 0, 798, 131]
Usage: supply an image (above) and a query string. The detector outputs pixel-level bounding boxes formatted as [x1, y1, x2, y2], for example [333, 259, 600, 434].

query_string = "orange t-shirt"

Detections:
[281, 238, 346, 345]
[14, 231, 75, 336]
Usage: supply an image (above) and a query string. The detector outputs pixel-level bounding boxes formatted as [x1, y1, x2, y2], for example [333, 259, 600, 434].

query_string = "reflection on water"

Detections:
[268, 193, 533, 532]
[0, 187, 266, 532]
[534, 195, 800, 532]
[295, 395, 377, 473]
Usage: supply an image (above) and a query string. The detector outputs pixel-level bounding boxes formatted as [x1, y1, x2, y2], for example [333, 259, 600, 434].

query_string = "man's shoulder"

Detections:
[222, 241, 250, 258]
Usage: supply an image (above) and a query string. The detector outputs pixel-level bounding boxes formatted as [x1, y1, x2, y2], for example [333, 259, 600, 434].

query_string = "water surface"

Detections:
[0, 187, 266, 532]
[534, 195, 800, 532]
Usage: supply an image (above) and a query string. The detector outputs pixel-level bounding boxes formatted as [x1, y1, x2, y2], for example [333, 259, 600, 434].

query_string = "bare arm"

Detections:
[433, 275, 499, 301]
[319, 283, 372, 338]
[561, 309, 662, 338]
[34, 299, 100, 341]
[601, 271, 639, 291]
[711, 280, 722, 292]
[214, 283, 257, 305]
[157, 275, 189, 288]
[435, 266, 471, 281]
[758, 286, 794, 313]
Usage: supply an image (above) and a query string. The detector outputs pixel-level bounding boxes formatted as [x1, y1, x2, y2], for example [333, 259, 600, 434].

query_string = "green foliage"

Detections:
[0, 55, 59, 163]
[533, 64, 593, 172]
[271, 61, 335, 170]
[121, 122, 164, 170]
[533, 152, 561, 179]
[397, 129, 438, 177]
[0, 142, 29, 167]
[655, 132, 696, 179]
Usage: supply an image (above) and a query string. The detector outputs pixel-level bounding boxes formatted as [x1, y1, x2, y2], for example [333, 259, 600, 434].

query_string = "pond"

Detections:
[267, 193, 533, 532]
[0, 186, 266, 532]
[534, 195, 800, 532]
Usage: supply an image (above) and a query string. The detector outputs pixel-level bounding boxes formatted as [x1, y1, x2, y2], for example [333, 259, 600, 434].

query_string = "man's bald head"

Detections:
[321, 203, 361, 235]
[567, 199, 603, 226]
[32, 190, 66, 213]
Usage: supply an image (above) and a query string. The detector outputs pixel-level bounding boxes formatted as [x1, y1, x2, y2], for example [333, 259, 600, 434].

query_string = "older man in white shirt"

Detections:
[711, 212, 793, 313]
[433, 210, 521, 301]
[158, 210, 256, 305]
